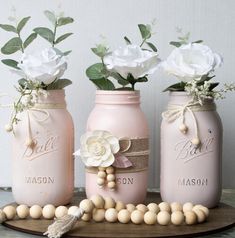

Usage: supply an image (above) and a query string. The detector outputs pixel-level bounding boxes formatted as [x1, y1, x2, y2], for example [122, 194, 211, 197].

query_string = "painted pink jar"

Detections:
[12, 90, 74, 206]
[86, 90, 149, 204]
[160, 92, 222, 208]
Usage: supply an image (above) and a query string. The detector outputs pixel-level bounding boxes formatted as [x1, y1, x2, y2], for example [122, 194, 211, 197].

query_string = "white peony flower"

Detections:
[17, 47, 67, 85]
[74, 130, 120, 167]
[161, 43, 222, 81]
[103, 44, 160, 79]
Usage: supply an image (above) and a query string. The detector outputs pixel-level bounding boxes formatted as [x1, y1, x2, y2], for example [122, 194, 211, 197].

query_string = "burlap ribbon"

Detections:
[86, 137, 149, 174]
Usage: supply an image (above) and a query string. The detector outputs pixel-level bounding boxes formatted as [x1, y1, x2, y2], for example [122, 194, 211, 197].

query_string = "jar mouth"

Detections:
[169, 91, 190, 96]
[96, 90, 140, 96]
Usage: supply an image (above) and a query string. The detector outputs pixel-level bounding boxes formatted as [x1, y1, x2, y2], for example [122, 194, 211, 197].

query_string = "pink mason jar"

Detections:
[12, 90, 74, 206]
[86, 90, 149, 204]
[160, 92, 222, 208]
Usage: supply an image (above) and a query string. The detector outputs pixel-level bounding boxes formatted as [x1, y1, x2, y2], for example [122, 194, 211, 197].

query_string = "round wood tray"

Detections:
[2, 192, 235, 237]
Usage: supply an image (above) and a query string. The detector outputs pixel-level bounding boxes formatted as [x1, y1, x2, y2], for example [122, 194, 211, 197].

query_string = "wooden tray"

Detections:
[2, 192, 235, 238]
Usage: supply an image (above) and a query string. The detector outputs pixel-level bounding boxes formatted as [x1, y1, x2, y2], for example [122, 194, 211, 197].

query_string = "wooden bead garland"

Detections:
[0, 197, 209, 228]
[97, 166, 116, 190]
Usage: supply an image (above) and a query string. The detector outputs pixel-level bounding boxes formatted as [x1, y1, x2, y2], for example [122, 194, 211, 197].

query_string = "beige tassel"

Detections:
[44, 207, 84, 238]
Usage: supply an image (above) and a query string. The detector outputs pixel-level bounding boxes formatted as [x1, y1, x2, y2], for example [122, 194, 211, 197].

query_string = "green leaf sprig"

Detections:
[86, 23, 158, 91]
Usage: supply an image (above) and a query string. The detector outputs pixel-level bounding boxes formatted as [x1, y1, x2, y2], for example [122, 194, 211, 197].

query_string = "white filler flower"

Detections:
[104, 44, 160, 79]
[17, 47, 67, 85]
[161, 43, 222, 81]
[74, 130, 120, 167]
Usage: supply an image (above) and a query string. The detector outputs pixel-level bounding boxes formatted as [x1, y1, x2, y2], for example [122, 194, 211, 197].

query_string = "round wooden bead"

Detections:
[126, 204, 136, 213]
[3, 205, 16, 220]
[179, 124, 188, 134]
[106, 166, 114, 174]
[82, 213, 92, 222]
[42, 204, 55, 219]
[144, 211, 157, 225]
[97, 178, 105, 187]
[79, 199, 94, 213]
[92, 208, 105, 222]
[171, 202, 183, 212]
[115, 201, 126, 212]
[16, 205, 29, 219]
[5, 124, 13, 132]
[159, 202, 171, 213]
[157, 211, 170, 225]
[25, 138, 34, 147]
[107, 174, 115, 182]
[118, 209, 131, 224]
[136, 204, 148, 213]
[131, 210, 144, 224]
[68, 206, 79, 215]
[191, 137, 200, 146]
[55, 206, 68, 218]
[193, 205, 209, 217]
[184, 211, 197, 225]
[98, 167, 106, 171]
[193, 209, 206, 223]
[0, 210, 6, 224]
[147, 203, 159, 214]
[90, 195, 105, 209]
[105, 208, 118, 222]
[183, 202, 194, 213]
[171, 211, 184, 225]
[107, 181, 116, 190]
[29, 205, 42, 219]
[104, 197, 116, 209]
[97, 171, 106, 178]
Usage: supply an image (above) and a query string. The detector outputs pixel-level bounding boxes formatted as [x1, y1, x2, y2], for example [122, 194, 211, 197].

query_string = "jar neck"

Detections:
[95, 90, 140, 105]
[168, 92, 214, 105]
[36, 89, 66, 105]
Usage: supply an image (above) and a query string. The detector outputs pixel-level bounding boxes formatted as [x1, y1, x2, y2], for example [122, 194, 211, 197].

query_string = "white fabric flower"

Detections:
[17, 47, 67, 85]
[74, 130, 120, 167]
[161, 43, 222, 81]
[103, 44, 160, 79]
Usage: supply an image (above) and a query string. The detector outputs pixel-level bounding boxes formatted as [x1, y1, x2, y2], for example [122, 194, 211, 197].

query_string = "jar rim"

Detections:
[96, 90, 140, 95]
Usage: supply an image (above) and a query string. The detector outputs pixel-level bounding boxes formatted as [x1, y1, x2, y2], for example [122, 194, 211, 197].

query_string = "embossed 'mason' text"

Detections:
[178, 178, 208, 186]
[25, 176, 54, 184]
[116, 177, 134, 185]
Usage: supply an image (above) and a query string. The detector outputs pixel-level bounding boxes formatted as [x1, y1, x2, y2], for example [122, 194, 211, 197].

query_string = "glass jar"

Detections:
[86, 90, 149, 204]
[160, 92, 222, 208]
[12, 89, 74, 206]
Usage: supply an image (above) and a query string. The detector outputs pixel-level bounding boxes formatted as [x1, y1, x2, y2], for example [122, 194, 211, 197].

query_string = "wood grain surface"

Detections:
[2, 192, 235, 238]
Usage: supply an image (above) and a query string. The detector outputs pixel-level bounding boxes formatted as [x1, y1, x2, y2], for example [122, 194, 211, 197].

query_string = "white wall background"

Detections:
[0, 0, 235, 188]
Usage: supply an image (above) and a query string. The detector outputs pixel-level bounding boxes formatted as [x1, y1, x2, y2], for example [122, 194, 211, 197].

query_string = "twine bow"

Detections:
[162, 101, 216, 146]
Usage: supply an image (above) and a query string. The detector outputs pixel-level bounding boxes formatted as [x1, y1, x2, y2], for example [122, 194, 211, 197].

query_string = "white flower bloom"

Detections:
[103, 44, 160, 79]
[16, 48, 67, 85]
[74, 130, 120, 167]
[161, 43, 222, 81]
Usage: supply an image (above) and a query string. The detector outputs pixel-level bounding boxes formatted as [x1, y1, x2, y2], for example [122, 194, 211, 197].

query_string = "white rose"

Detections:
[17, 47, 67, 85]
[161, 43, 222, 81]
[74, 130, 120, 167]
[103, 44, 160, 79]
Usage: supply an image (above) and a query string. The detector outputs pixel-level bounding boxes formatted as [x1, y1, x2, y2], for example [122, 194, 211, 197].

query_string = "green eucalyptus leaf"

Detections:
[23, 33, 37, 48]
[124, 36, 131, 45]
[114, 87, 133, 91]
[33, 27, 54, 43]
[91, 44, 108, 58]
[169, 41, 182, 47]
[55, 33, 73, 44]
[146, 42, 158, 52]
[17, 16, 30, 33]
[1, 37, 22, 54]
[138, 24, 151, 39]
[90, 78, 115, 90]
[1, 59, 19, 69]
[209, 82, 219, 91]
[197, 75, 215, 85]
[44, 10, 56, 25]
[0, 24, 17, 33]
[47, 78, 72, 89]
[63, 50, 72, 56]
[193, 40, 203, 44]
[18, 78, 28, 88]
[86, 63, 107, 79]
[57, 17, 74, 26]
[111, 72, 129, 86]
[163, 82, 186, 92]
[136, 77, 148, 82]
